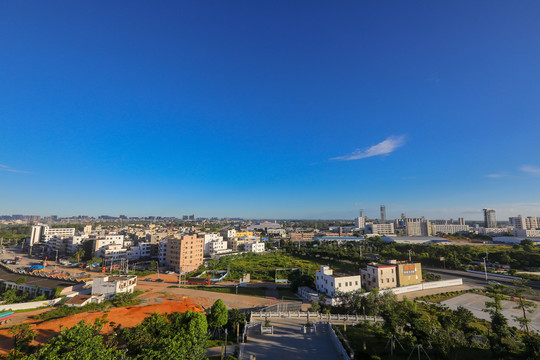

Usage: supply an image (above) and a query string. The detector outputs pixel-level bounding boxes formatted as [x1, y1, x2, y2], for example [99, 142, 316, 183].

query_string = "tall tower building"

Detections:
[360, 209, 364, 218]
[380, 205, 387, 223]
[483, 209, 497, 228]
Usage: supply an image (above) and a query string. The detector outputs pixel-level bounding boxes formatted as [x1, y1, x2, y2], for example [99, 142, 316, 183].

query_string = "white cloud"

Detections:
[519, 165, 540, 177]
[330, 135, 406, 161]
[0, 163, 29, 174]
[485, 172, 508, 178]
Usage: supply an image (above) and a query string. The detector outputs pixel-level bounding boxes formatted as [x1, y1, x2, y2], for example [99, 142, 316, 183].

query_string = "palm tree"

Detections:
[75, 247, 85, 263]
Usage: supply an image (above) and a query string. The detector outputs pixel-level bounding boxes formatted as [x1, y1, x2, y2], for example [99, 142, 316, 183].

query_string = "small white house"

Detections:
[91, 275, 137, 300]
[315, 266, 361, 299]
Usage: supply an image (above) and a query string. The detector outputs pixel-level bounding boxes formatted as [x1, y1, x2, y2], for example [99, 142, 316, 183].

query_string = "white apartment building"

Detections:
[515, 229, 540, 237]
[245, 241, 265, 253]
[67, 235, 88, 255]
[203, 233, 225, 254]
[315, 266, 361, 298]
[431, 224, 470, 234]
[92, 275, 137, 300]
[84, 225, 92, 234]
[365, 223, 395, 235]
[94, 235, 125, 257]
[221, 229, 236, 239]
[30, 224, 76, 245]
[405, 219, 431, 236]
[206, 239, 228, 254]
[362, 263, 397, 291]
[102, 244, 127, 261]
[355, 216, 365, 229]
[509, 216, 539, 230]
[158, 241, 168, 265]
[126, 246, 141, 261]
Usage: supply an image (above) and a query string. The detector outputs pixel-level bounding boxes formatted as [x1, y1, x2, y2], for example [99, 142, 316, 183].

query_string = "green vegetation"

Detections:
[0, 224, 31, 241]
[208, 252, 336, 282]
[34, 290, 145, 321]
[33, 302, 108, 321]
[283, 238, 540, 271]
[416, 290, 467, 303]
[1, 289, 29, 304]
[332, 285, 540, 359]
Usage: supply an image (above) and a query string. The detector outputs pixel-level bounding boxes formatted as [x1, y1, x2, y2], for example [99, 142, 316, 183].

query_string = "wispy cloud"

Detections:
[485, 172, 508, 179]
[330, 135, 406, 161]
[0, 163, 30, 174]
[520, 165, 540, 177]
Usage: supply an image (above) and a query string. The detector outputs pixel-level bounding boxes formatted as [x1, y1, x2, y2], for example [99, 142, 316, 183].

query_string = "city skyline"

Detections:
[2, 2, 540, 219]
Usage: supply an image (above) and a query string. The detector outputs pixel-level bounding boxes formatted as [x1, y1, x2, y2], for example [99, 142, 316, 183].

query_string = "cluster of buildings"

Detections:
[26, 223, 268, 274]
[312, 261, 422, 304]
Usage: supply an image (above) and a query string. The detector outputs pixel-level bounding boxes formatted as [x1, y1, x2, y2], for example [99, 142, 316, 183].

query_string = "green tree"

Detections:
[207, 299, 228, 333]
[15, 276, 27, 284]
[508, 281, 538, 333]
[8, 323, 35, 351]
[74, 247, 85, 264]
[31, 320, 125, 360]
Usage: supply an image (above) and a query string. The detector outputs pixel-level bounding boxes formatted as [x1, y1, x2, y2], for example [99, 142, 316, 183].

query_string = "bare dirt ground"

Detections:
[0, 275, 278, 354]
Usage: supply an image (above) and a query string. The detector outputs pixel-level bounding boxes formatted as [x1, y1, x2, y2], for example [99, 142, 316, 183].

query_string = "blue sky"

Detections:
[1, 1, 540, 220]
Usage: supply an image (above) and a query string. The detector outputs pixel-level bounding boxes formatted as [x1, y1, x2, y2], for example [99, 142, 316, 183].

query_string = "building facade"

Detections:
[166, 234, 204, 273]
[362, 263, 397, 291]
[315, 266, 361, 298]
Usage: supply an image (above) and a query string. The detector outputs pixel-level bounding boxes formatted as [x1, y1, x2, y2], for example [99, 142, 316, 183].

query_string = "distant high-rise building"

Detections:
[380, 205, 386, 223]
[458, 217, 465, 225]
[355, 216, 365, 229]
[360, 209, 364, 218]
[483, 209, 497, 228]
[401, 213, 406, 220]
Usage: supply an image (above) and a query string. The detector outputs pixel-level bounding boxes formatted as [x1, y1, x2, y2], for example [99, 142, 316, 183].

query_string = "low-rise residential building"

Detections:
[315, 266, 361, 298]
[245, 241, 265, 253]
[290, 232, 315, 242]
[91, 275, 137, 300]
[362, 263, 397, 291]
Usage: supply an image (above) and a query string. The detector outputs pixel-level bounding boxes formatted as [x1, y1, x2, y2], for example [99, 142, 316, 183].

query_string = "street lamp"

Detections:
[54, 250, 59, 271]
[224, 328, 228, 357]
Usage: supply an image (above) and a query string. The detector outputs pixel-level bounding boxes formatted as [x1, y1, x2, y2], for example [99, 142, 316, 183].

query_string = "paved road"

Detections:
[242, 318, 339, 360]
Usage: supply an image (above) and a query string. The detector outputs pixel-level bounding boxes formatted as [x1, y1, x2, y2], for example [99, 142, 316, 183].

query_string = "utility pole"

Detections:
[157, 260, 160, 279]
[408, 249, 412, 262]
[54, 250, 58, 271]
[483, 257, 488, 282]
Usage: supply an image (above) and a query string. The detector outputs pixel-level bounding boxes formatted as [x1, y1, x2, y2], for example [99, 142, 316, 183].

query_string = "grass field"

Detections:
[208, 252, 352, 281]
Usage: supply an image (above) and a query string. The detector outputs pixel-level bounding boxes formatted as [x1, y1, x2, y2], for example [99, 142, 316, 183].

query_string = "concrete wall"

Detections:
[0, 297, 63, 312]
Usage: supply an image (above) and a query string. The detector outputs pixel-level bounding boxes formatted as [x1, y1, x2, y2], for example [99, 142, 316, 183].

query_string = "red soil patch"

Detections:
[0, 298, 201, 354]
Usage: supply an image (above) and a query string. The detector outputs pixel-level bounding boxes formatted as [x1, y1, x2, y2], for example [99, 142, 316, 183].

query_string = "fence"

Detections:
[251, 311, 382, 323]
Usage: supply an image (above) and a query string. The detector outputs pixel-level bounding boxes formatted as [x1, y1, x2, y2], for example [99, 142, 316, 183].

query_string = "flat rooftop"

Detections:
[0, 267, 76, 289]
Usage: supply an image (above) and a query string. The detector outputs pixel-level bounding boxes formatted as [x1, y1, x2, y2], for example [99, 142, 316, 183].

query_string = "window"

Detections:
[355, 281, 358, 285]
